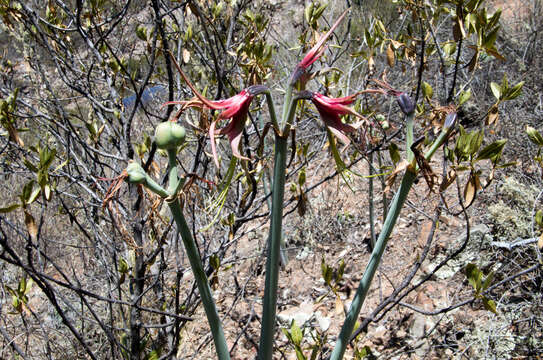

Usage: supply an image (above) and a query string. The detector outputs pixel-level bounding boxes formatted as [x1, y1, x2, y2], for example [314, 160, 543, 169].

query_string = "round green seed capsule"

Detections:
[154, 122, 186, 150]
[126, 162, 146, 184]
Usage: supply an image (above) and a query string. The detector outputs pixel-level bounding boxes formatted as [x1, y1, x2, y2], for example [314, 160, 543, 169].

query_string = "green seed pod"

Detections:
[154, 122, 186, 150]
[126, 162, 146, 184]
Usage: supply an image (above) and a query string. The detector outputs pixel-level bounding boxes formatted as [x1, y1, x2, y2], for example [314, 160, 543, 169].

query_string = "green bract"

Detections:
[154, 122, 186, 150]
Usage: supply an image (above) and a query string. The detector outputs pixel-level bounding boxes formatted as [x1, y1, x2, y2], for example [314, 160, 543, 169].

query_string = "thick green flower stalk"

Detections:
[329, 106, 457, 360]
[126, 121, 231, 360]
[258, 10, 352, 360]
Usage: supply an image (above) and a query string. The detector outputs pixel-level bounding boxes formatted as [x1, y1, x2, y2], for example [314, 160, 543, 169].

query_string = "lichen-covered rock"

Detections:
[487, 177, 539, 240]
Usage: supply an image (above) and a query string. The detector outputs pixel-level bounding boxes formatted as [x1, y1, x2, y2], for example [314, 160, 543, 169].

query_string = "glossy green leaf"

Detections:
[535, 210, 543, 228]
[458, 88, 471, 106]
[0, 203, 20, 213]
[504, 81, 524, 100]
[482, 271, 494, 291]
[475, 139, 506, 161]
[490, 82, 501, 100]
[290, 321, 303, 346]
[527, 126, 543, 146]
[210, 254, 220, 270]
[422, 81, 433, 99]
[482, 297, 498, 314]
[465, 263, 479, 290]
[389, 142, 400, 164]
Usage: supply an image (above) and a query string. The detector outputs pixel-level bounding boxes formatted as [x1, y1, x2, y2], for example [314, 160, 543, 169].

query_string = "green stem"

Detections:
[329, 169, 417, 360]
[167, 148, 179, 195]
[368, 152, 376, 249]
[168, 199, 230, 360]
[165, 150, 230, 360]
[377, 151, 389, 219]
[259, 112, 288, 266]
[258, 134, 288, 360]
[279, 86, 294, 131]
[143, 175, 169, 198]
[406, 111, 415, 163]
[424, 126, 452, 161]
[258, 87, 298, 360]
[265, 92, 280, 131]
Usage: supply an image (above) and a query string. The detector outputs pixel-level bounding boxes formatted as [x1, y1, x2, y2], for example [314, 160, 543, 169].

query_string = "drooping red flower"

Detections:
[164, 53, 266, 167]
[290, 10, 348, 84]
[310, 92, 365, 145]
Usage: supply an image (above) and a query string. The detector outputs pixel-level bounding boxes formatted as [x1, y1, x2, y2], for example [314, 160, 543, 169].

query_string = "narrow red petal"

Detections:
[169, 52, 225, 110]
[227, 127, 250, 161]
[328, 126, 351, 146]
[298, 9, 348, 69]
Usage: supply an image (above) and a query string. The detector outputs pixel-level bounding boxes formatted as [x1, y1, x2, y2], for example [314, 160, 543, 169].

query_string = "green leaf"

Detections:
[388, 142, 400, 164]
[475, 139, 507, 161]
[144, 349, 160, 360]
[312, 4, 328, 21]
[321, 258, 332, 286]
[24, 278, 33, 295]
[23, 159, 38, 173]
[527, 126, 543, 146]
[298, 167, 306, 187]
[483, 26, 499, 48]
[468, 130, 484, 155]
[535, 210, 543, 229]
[295, 346, 306, 360]
[501, 73, 509, 90]
[482, 271, 494, 291]
[12, 295, 22, 313]
[443, 42, 456, 57]
[281, 328, 293, 343]
[504, 81, 524, 100]
[118, 258, 129, 273]
[458, 88, 471, 106]
[304, 2, 314, 23]
[27, 185, 41, 205]
[21, 180, 35, 203]
[422, 81, 433, 99]
[496, 161, 517, 169]
[337, 259, 345, 282]
[40, 147, 56, 170]
[290, 321, 303, 346]
[136, 26, 147, 41]
[209, 254, 220, 270]
[465, 263, 480, 290]
[482, 297, 498, 314]
[490, 82, 501, 100]
[355, 345, 373, 359]
[18, 277, 26, 294]
[0, 203, 20, 213]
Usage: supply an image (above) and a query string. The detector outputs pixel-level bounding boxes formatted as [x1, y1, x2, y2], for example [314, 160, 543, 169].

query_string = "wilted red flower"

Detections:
[310, 92, 365, 145]
[164, 53, 266, 167]
[290, 10, 348, 84]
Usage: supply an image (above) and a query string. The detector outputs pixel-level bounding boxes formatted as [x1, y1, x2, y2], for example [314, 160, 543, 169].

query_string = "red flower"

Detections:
[291, 10, 347, 84]
[310, 92, 365, 146]
[164, 53, 266, 167]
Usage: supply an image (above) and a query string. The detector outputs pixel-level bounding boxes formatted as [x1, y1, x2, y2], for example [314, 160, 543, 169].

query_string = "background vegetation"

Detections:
[0, 0, 541, 359]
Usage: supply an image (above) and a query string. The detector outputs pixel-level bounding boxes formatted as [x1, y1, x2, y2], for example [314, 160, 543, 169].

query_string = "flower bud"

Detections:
[444, 112, 457, 129]
[154, 122, 186, 150]
[396, 93, 415, 115]
[126, 162, 146, 184]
